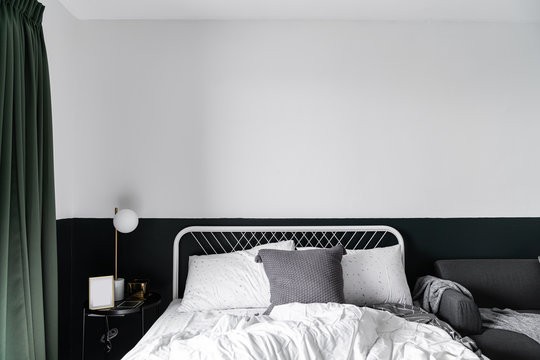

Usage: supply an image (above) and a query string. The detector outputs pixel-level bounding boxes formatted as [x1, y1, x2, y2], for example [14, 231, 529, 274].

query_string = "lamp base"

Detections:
[114, 278, 125, 302]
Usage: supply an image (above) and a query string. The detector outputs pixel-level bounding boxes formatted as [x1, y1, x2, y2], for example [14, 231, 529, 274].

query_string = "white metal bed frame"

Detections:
[172, 225, 404, 300]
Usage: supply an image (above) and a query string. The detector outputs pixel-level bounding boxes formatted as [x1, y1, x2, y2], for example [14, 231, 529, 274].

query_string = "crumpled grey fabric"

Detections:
[412, 275, 474, 313]
[372, 303, 483, 358]
[480, 308, 540, 345]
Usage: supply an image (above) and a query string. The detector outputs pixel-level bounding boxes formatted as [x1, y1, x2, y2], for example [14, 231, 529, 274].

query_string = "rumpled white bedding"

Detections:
[122, 300, 264, 360]
[124, 301, 481, 360]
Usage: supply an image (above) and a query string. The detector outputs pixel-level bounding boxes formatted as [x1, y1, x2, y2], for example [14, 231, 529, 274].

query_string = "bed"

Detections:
[122, 225, 484, 360]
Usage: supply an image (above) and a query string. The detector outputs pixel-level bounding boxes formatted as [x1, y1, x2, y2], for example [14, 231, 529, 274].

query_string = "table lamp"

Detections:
[113, 208, 139, 301]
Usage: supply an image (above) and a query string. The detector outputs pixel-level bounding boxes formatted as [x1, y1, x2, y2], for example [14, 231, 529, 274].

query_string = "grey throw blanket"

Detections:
[412, 275, 474, 313]
[480, 308, 540, 344]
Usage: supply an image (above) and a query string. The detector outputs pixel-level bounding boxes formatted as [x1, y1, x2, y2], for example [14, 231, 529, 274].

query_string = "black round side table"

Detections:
[82, 292, 161, 360]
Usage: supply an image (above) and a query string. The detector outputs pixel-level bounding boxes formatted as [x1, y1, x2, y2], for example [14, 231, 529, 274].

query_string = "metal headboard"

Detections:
[172, 225, 404, 299]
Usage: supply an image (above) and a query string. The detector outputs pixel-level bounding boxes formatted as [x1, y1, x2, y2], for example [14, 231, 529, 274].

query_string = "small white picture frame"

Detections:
[89, 275, 115, 310]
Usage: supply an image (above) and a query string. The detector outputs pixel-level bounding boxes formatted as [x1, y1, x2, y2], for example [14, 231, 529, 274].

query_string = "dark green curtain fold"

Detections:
[0, 0, 58, 359]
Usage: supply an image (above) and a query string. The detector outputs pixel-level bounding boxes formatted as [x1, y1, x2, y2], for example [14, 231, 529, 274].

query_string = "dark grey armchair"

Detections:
[434, 259, 540, 360]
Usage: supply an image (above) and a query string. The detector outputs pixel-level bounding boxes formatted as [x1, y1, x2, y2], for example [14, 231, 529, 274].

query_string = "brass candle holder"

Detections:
[128, 279, 148, 300]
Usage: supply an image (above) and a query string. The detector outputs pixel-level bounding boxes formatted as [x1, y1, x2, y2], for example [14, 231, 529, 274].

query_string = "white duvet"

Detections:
[126, 302, 480, 360]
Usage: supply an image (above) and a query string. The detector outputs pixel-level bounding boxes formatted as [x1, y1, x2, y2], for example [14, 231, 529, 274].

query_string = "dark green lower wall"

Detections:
[58, 217, 540, 360]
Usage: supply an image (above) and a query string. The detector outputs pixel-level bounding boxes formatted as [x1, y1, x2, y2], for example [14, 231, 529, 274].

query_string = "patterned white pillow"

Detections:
[177, 240, 295, 312]
[343, 245, 412, 306]
[298, 245, 412, 306]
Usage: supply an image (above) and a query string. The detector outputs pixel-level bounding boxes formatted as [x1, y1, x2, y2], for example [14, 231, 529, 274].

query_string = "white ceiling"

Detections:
[58, 0, 540, 22]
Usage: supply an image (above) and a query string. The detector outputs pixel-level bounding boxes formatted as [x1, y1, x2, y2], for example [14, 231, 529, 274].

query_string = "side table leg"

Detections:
[82, 308, 86, 360]
[141, 307, 145, 336]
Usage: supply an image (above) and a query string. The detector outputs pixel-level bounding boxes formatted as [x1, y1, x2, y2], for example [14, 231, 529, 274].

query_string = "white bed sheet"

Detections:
[125, 301, 482, 360]
[121, 300, 265, 360]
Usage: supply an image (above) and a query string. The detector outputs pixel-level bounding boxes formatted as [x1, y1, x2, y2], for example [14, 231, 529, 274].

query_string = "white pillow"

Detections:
[297, 245, 412, 306]
[177, 240, 295, 312]
[343, 245, 412, 306]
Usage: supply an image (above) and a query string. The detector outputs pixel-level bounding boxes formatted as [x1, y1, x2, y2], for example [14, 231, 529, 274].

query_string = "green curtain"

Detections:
[0, 0, 58, 359]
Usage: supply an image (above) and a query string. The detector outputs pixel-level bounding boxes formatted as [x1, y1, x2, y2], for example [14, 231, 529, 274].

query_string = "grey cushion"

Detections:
[438, 289, 482, 335]
[256, 245, 345, 308]
[434, 259, 540, 309]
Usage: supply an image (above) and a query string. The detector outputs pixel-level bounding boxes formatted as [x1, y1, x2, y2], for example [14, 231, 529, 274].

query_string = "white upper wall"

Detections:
[43, 2, 540, 219]
[58, 0, 540, 22]
[42, 0, 79, 219]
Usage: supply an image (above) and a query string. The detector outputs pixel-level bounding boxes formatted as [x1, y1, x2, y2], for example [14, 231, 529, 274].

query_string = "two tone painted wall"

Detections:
[42, 1, 540, 359]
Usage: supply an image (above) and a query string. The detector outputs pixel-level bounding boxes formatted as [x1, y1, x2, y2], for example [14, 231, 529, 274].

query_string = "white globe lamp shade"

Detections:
[113, 209, 139, 233]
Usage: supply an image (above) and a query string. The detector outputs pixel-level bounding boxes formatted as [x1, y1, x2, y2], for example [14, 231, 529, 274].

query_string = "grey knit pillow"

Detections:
[255, 245, 345, 310]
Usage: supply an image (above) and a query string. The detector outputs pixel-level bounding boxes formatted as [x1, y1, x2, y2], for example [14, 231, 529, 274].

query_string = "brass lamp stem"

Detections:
[114, 207, 118, 280]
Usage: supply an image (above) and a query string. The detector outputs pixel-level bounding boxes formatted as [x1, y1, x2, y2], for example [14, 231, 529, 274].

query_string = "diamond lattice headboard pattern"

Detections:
[172, 225, 404, 299]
